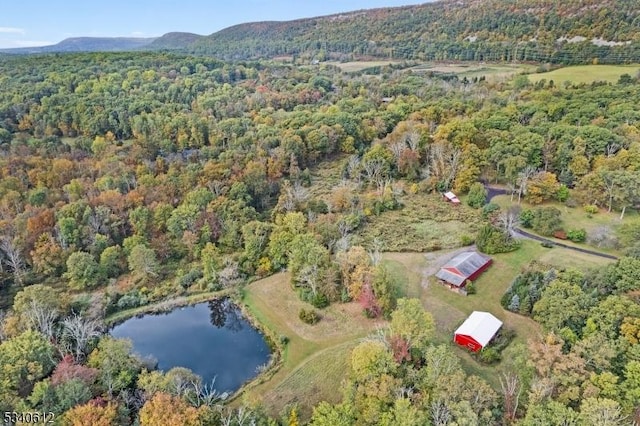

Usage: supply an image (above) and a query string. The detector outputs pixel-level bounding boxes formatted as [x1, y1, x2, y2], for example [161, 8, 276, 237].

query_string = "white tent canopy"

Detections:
[454, 311, 503, 347]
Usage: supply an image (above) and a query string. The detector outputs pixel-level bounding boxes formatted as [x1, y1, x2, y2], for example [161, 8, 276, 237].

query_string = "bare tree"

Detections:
[25, 300, 59, 340]
[362, 157, 386, 188]
[390, 141, 407, 163]
[500, 371, 522, 423]
[0, 236, 25, 285]
[347, 155, 361, 183]
[516, 166, 537, 203]
[405, 131, 420, 151]
[497, 207, 521, 237]
[298, 264, 320, 297]
[60, 314, 103, 361]
[429, 143, 461, 189]
[431, 400, 452, 426]
[368, 238, 384, 266]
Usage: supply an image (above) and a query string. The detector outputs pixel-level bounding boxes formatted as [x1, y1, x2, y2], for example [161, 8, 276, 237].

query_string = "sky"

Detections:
[0, 0, 426, 48]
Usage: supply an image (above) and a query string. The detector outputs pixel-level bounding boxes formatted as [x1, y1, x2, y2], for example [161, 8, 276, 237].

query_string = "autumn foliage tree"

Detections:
[139, 392, 204, 426]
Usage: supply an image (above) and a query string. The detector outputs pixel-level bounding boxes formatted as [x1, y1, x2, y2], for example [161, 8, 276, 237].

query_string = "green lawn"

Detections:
[527, 64, 640, 84]
[239, 273, 383, 419]
[325, 60, 403, 73]
[491, 194, 640, 256]
[381, 239, 614, 388]
[411, 62, 535, 81]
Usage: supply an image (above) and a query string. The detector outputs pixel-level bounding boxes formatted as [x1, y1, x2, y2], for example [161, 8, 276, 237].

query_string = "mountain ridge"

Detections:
[2, 0, 640, 63]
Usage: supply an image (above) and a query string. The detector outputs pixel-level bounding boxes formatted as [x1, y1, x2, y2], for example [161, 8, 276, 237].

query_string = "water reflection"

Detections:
[208, 297, 243, 332]
[110, 299, 270, 392]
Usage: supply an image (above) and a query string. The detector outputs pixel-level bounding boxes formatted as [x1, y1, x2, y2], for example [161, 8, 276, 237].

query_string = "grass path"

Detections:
[237, 238, 615, 415]
[240, 273, 383, 418]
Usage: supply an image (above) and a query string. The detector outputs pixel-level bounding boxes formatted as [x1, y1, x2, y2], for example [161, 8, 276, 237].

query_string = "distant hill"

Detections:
[147, 32, 204, 50]
[2, 0, 639, 63]
[188, 0, 640, 64]
[0, 37, 157, 54]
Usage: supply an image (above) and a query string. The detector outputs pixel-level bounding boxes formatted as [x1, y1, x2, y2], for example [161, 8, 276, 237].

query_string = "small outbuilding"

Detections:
[454, 311, 503, 352]
[435, 251, 492, 289]
[443, 191, 461, 204]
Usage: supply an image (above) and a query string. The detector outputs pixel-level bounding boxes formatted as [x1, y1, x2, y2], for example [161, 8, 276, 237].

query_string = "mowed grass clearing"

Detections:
[491, 194, 640, 256]
[325, 60, 403, 72]
[411, 62, 535, 80]
[381, 239, 613, 388]
[240, 272, 384, 418]
[527, 64, 640, 84]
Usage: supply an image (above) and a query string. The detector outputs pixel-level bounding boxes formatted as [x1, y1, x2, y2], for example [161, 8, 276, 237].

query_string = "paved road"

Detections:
[484, 185, 618, 261]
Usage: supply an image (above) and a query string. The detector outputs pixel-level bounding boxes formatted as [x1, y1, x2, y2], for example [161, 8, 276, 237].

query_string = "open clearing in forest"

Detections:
[325, 60, 403, 72]
[411, 62, 535, 80]
[527, 64, 640, 84]
[240, 272, 384, 418]
[381, 239, 613, 388]
[241, 238, 614, 416]
[491, 194, 640, 257]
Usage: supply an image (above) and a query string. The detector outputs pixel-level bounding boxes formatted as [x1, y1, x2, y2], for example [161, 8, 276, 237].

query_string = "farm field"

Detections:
[527, 64, 640, 84]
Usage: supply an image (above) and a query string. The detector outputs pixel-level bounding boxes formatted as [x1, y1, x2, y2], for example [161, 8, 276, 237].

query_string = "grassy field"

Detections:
[355, 193, 482, 251]
[491, 194, 640, 256]
[325, 60, 402, 73]
[411, 62, 535, 80]
[381, 239, 614, 388]
[239, 273, 384, 418]
[527, 64, 640, 84]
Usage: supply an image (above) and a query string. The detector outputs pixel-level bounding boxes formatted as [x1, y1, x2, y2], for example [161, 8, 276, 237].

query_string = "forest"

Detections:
[0, 49, 639, 425]
[184, 0, 640, 64]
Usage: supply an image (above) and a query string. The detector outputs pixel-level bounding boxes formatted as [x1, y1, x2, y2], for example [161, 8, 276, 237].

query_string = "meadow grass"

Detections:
[527, 64, 640, 84]
[239, 272, 382, 418]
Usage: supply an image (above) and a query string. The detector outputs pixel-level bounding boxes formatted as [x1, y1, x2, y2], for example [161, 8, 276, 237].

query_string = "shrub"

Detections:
[466, 182, 488, 209]
[583, 204, 599, 214]
[279, 335, 289, 345]
[459, 234, 475, 246]
[555, 184, 570, 202]
[476, 225, 520, 254]
[567, 229, 587, 243]
[531, 207, 563, 237]
[176, 267, 203, 289]
[587, 226, 619, 249]
[519, 209, 534, 228]
[465, 281, 476, 295]
[482, 203, 500, 218]
[541, 241, 554, 248]
[477, 347, 501, 364]
[299, 308, 320, 325]
[564, 198, 578, 208]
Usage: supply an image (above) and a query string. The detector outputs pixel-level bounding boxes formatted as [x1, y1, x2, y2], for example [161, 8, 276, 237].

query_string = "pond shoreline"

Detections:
[103, 285, 283, 399]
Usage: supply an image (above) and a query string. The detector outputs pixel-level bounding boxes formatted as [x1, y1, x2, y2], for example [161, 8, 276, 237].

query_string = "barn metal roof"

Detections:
[454, 311, 503, 347]
[435, 251, 491, 287]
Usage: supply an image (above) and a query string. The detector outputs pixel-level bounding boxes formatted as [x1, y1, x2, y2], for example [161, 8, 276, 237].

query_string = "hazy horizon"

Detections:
[0, 0, 428, 49]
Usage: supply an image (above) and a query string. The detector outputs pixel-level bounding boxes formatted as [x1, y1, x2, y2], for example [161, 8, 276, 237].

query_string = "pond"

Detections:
[110, 298, 271, 393]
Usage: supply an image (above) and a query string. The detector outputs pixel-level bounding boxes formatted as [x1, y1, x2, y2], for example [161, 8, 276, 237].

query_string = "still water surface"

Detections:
[111, 298, 270, 393]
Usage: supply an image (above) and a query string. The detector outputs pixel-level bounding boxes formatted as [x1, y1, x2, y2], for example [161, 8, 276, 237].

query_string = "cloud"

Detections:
[0, 27, 25, 34]
[131, 31, 145, 37]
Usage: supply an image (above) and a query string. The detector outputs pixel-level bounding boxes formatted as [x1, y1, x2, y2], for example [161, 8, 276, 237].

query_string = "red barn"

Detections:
[435, 251, 492, 288]
[454, 311, 503, 352]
